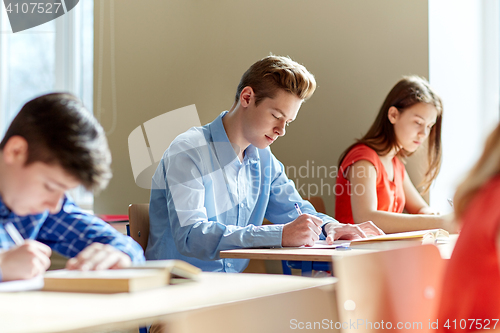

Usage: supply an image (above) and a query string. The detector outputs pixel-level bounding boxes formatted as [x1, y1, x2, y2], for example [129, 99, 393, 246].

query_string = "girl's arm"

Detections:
[348, 160, 453, 233]
[402, 169, 438, 214]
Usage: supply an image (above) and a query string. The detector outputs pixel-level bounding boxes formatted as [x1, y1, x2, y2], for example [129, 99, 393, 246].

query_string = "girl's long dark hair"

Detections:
[338, 76, 443, 194]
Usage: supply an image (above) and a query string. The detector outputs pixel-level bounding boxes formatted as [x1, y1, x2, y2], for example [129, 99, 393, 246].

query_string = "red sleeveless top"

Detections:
[335, 144, 406, 224]
[438, 176, 500, 330]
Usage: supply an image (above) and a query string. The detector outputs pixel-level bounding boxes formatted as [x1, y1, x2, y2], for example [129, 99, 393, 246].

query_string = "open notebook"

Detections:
[0, 275, 44, 292]
[308, 229, 449, 249]
[350, 228, 449, 243]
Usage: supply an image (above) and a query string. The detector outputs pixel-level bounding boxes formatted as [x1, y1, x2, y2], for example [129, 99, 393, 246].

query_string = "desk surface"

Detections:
[0, 272, 337, 333]
[220, 234, 458, 262]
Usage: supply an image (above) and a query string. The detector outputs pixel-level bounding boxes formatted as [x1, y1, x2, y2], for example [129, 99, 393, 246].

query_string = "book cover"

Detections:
[43, 268, 168, 293]
[43, 260, 201, 293]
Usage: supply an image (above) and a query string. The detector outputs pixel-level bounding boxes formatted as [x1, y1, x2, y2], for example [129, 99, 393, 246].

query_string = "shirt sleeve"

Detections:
[264, 156, 340, 234]
[36, 196, 145, 264]
[158, 140, 283, 261]
[339, 144, 381, 178]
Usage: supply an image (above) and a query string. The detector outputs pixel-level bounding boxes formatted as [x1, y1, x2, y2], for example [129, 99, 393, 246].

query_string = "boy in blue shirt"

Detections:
[0, 93, 144, 281]
[147, 55, 382, 272]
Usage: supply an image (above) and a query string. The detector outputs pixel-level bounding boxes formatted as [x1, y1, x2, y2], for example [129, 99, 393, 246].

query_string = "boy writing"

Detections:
[146, 55, 382, 272]
[0, 93, 144, 281]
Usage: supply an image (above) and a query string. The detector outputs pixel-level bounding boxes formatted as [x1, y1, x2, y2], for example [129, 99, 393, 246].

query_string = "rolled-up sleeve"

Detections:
[265, 158, 340, 232]
[36, 196, 145, 263]
[160, 140, 283, 260]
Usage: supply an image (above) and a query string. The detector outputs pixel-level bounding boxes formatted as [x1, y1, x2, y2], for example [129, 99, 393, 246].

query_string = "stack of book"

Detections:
[43, 260, 201, 293]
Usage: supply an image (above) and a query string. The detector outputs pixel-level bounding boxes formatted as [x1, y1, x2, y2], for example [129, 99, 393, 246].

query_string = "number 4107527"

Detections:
[5, 2, 62, 14]
[443, 319, 499, 330]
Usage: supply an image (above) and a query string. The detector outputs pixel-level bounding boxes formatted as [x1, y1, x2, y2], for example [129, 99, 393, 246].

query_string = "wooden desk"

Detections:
[0, 273, 338, 333]
[220, 235, 458, 274]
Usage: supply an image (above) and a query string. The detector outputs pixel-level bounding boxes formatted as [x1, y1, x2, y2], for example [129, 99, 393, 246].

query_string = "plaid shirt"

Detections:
[0, 195, 144, 280]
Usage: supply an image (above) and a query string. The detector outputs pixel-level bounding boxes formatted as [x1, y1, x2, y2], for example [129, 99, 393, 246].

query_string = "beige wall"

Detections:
[94, 0, 429, 215]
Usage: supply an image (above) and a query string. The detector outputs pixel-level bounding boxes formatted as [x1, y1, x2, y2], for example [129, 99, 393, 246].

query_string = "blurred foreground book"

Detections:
[43, 260, 200, 293]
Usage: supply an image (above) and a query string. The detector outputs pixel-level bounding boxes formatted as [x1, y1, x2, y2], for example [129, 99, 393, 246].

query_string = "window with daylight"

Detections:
[0, 1, 94, 210]
[428, 0, 500, 213]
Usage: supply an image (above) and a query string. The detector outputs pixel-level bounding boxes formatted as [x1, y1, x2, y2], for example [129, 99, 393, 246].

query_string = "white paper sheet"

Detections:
[300, 240, 352, 249]
[0, 275, 44, 292]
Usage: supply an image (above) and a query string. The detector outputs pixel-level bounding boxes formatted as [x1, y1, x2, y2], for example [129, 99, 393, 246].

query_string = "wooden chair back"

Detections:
[128, 203, 150, 252]
[333, 244, 445, 333]
[306, 196, 326, 214]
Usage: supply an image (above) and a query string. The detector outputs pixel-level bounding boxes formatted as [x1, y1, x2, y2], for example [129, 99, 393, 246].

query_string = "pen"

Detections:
[336, 244, 351, 251]
[4, 222, 24, 245]
[295, 202, 324, 239]
[294, 203, 302, 216]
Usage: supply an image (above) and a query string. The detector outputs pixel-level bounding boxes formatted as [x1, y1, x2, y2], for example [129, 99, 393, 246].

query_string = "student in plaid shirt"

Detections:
[0, 93, 144, 282]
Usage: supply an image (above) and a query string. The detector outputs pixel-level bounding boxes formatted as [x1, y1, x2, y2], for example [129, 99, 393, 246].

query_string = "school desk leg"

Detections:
[282, 260, 314, 276]
[301, 261, 313, 276]
[281, 260, 292, 275]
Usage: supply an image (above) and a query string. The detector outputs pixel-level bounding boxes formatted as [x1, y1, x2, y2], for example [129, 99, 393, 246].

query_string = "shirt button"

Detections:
[227, 263, 232, 267]
[240, 203, 245, 208]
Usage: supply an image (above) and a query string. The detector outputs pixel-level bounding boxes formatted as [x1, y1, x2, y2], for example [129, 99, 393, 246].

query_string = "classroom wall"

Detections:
[93, 0, 429, 215]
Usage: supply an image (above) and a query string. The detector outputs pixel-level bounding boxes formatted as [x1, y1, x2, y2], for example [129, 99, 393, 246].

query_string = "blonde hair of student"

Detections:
[338, 75, 443, 193]
[454, 123, 500, 219]
[234, 55, 317, 105]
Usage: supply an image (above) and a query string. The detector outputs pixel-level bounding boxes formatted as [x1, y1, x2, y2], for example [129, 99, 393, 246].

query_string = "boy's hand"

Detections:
[66, 243, 132, 271]
[0, 240, 52, 281]
[282, 214, 323, 247]
[325, 221, 385, 244]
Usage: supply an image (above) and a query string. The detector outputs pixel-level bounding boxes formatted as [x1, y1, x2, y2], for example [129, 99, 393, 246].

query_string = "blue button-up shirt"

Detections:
[146, 111, 338, 272]
[0, 195, 144, 280]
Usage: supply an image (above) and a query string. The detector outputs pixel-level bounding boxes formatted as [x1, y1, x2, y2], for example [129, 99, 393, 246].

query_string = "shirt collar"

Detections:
[244, 145, 260, 165]
[208, 111, 260, 167]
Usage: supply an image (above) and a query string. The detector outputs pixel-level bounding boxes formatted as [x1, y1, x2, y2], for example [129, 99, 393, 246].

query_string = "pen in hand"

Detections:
[294, 203, 303, 216]
[294, 202, 323, 242]
[4, 222, 25, 245]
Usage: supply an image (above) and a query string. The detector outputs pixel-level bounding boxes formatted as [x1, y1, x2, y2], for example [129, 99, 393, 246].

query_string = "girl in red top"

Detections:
[335, 76, 454, 233]
[438, 124, 500, 330]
